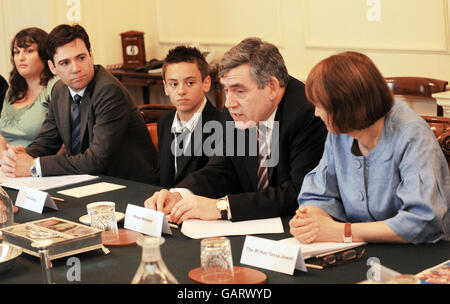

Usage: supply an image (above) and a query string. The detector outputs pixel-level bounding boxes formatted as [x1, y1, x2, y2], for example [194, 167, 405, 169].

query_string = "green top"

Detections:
[0, 77, 59, 147]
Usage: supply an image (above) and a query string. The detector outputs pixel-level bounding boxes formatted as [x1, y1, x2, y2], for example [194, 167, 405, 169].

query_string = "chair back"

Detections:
[146, 122, 158, 151]
[386, 77, 448, 116]
[422, 115, 450, 169]
[139, 104, 175, 152]
[139, 104, 175, 124]
[386, 77, 448, 97]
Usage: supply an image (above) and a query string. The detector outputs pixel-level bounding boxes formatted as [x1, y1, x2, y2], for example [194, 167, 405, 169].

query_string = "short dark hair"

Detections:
[8, 27, 53, 103]
[162, 46, 209, 81]
[219, 37, 289, 88]
[47, 24, 91, 62]
[305, 51, 393, 133]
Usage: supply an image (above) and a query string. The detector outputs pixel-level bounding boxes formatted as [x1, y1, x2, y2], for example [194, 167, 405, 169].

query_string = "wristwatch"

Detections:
[343, 223, 352, 243]
[216, 197, 229, 220]
[30, 160, 38, 177]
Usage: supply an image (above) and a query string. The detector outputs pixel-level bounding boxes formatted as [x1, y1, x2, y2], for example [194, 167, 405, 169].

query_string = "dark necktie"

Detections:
[71, 94, 82, 155]
[174, 128, 190, 175]
[257, 125, 269, 191]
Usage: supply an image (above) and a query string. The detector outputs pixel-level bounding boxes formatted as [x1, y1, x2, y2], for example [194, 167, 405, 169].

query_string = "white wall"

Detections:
[1, 0, 449, 87]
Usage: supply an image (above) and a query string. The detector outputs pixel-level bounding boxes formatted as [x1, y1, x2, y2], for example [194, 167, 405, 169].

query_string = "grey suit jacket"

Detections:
[26, 65, 157, 183]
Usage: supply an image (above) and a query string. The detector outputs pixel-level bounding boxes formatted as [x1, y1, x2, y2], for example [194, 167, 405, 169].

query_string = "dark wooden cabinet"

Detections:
[108, 65, 224, 110]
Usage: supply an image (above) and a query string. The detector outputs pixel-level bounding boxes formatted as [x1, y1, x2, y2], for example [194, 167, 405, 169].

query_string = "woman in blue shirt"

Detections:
[289, 51, 449, 244]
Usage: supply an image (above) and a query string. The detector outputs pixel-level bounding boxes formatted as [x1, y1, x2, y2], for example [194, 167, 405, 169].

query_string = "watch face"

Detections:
[126, 45, 139, 56]
[217, 199, 227, 210]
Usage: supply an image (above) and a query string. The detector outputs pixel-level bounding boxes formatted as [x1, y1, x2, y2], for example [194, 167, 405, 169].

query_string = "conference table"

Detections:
[1, 175, 449, 286]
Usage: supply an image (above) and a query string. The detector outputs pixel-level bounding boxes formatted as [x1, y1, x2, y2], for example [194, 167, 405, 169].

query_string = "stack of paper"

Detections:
[0, 173, 99, 191]
[280, 237, 366, 259]
[57, 182, 126, 198]
[181, 217, 284, 239]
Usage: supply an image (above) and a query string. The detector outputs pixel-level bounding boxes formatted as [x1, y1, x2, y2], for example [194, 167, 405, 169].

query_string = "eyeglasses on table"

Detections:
[317, 248, 367, 268]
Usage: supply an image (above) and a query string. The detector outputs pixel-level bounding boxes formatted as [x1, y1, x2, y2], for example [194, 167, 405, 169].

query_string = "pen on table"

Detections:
[50, 197, 64, 202]
[305, 263, 324, 270]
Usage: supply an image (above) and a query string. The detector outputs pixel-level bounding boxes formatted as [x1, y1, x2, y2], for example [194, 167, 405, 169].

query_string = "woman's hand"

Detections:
[289, 206, 344, 243]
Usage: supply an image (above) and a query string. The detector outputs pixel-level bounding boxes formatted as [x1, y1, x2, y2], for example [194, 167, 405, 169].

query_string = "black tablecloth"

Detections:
[1, 175, 449, 286]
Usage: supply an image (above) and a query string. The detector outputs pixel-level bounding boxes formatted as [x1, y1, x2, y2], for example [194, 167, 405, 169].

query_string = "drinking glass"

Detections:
[86, 202, 119, 243]
[200, 237, 234, 283]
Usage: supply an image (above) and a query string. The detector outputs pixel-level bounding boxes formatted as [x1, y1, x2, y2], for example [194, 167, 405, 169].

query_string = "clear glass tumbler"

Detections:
[200, 236, 234, 283]
[86, 201, 119, 243]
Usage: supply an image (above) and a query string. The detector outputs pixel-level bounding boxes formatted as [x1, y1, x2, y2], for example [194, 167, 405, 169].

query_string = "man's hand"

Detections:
[0, 145, 33, 177]
[144, 189, 182, 215]
[169, 194, 221, 224]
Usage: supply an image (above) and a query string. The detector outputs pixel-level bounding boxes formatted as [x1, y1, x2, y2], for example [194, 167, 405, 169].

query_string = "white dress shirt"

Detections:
[171, 98, 207, 175]
[34, 88, 86, 177]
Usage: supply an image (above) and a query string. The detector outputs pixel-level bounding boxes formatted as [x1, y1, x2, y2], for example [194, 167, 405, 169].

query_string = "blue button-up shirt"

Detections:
[298, 100, 450, 244]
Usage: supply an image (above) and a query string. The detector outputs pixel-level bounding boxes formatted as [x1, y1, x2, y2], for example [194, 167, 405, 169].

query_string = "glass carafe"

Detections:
[131, 236, 178, 284]
[0, 186, 13, 228]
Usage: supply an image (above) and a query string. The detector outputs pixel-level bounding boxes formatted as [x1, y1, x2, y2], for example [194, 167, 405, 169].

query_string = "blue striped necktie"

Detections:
[71, 94, 82, 155]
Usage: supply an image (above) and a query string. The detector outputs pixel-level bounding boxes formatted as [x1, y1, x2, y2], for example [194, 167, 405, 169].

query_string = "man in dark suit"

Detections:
[145, 37, 327, 222]
[0, 24, 157, 183]
[153, 46, 220, 187]
[0, 75, 7, 112]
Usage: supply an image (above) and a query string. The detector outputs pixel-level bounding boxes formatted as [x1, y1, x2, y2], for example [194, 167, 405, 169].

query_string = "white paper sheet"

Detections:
[181, 217, 284, 239]
[57, 182, 126, 198]
[279, 237, 366, 259]
[0, 173, 99, 191]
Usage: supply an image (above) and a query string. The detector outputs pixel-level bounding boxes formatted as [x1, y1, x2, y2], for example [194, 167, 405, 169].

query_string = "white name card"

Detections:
[240, 236, 306, 275]
[124, 204, 172, 237]
[15, 186, 59, 214]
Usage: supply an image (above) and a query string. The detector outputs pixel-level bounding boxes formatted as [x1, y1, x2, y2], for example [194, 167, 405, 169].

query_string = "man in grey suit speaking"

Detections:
[0, 24, 157, 183]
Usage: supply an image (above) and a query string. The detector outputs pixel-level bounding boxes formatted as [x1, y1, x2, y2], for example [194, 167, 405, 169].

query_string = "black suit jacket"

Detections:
[153, 100, 221, 187]
[176, 76, 328, 221]
[0, 75, 7, 113]
[26, 65, 157, 183]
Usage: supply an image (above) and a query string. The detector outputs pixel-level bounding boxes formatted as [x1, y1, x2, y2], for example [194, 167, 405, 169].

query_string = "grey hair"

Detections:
[219, 37, 289, 88]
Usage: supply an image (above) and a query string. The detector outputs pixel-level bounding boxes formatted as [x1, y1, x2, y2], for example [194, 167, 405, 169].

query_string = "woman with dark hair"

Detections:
[289, 51, 449, 244]
[0, 27, 58, 153]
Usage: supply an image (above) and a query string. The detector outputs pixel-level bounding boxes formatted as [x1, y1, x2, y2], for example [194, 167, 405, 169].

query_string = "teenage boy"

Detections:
[152, 46, 220, 187]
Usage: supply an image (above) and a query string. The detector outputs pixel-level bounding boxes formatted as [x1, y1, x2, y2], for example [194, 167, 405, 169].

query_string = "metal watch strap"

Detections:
[30, 161, 37, 177]
[216, 197, 228, 220]
[220, 209, 227, 220]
